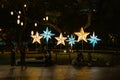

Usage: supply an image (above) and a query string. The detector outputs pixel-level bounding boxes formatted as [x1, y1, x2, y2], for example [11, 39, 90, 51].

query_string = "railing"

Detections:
[1, 49, 120, 54]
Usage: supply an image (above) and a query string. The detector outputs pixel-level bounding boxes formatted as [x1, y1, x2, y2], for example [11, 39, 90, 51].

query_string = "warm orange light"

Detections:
[55, 33, 67, 45]
[74, 27, 90, 42]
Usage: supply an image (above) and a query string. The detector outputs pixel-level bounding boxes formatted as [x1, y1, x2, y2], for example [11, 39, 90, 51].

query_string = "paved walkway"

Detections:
[0, 65, 120, 80]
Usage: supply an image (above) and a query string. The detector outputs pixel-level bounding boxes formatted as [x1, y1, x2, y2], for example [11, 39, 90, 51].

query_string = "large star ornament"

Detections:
[31, 32, 42, 44]
[55, 33, 67, 45]
[40, 27, 55, 43]
[87, 32, 101, 48]
[66, 35, 78, 47]
[74, 27, 90, 42]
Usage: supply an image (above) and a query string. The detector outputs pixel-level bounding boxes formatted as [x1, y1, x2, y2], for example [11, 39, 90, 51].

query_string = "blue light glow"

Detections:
[40, 27, 55, 43]
[66, 35, 78, 47]
[87, 32, 101, 48]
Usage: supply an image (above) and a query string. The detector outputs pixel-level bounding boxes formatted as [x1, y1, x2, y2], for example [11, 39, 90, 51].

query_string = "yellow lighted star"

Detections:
[31, 32, 42, 44]
[74, 27, 90, 42]
[55, 33, 67, 45]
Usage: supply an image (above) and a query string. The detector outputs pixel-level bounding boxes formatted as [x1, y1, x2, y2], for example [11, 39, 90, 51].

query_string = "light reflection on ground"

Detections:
[0, 65, 120, 80]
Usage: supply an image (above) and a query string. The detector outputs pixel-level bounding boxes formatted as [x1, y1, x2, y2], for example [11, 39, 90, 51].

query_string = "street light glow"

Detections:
[0, 28, 2, 32]
[31, 30, 34, 36]
[43, 18, 45, 21]
[24, 4, 27, 8]
[10, 11, 14, 15]
[46, 16, 48, 21]
[34, 23, 37, 27]
[18, 11, 21, 14]
[21, 22, 24, 26]
[18, 15, 20, 19]
[17, 19, 20, 24]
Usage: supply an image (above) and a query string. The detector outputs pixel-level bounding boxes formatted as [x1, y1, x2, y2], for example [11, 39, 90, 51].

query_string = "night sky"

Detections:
[0, 0, 120, 33]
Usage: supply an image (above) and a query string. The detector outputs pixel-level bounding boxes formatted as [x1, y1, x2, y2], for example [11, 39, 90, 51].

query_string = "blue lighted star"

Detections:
[66, 35, 78, 47]
[40, 27, 55, 43]
[87, 32, 101, 48]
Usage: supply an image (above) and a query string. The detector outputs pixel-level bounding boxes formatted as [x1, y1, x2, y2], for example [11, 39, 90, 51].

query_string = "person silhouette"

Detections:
[76, 51, 84, 62]
[10, 43, 16, 67]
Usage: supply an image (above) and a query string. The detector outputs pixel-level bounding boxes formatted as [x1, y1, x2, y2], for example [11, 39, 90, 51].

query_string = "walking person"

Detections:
[72, 50, 84, 66]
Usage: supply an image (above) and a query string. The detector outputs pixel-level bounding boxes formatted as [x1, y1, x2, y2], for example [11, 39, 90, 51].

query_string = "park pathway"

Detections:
[0, 65, 120, 80]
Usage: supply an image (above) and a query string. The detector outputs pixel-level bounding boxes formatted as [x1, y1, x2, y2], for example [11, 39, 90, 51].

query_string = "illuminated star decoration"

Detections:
[87, 32, 101, 48]
[74, 27, 90, 42]
[31, 32, 42, 44]
[55, 33, 67, 45]
[66, 35, 78, 47]
[40, 27, 55, 43]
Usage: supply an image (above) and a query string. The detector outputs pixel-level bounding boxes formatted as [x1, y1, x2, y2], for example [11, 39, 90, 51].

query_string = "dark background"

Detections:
[0, 0, 120, 32]
[0, 0, 120, 50]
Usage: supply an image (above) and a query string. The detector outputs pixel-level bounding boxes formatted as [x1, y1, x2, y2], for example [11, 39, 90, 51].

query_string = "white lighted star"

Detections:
[55, 33, 67, 45]
[74, 27, 90, 42]
[40, 27, 55, 43]
[87, 32, 101, 48]
[31, 32, 42, 44]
